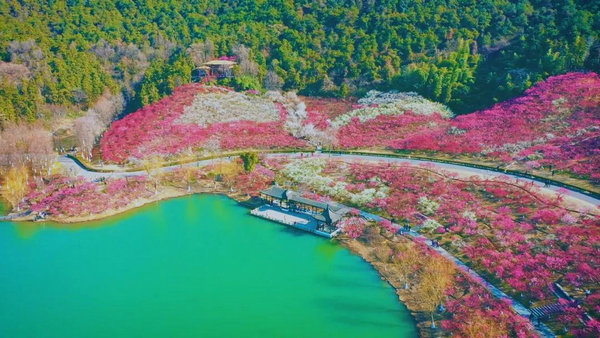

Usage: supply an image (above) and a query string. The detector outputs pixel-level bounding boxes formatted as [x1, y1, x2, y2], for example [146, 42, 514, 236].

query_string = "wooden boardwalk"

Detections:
[250, 205, 339, 238]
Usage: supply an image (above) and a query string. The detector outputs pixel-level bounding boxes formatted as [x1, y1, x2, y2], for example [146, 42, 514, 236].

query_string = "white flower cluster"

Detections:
[417, 196, 440, 215]
[266, 91, 336, 146]
[282, 158, 388, 204]
[331, 90, 453, 128]
[462, 210, 477, 221]
[177, 90, 280, 126]
[421, 218, 442, 230]
[447, 126, 467, 135]
[358, 90, 420, 105]
[483, 134, 556, 156]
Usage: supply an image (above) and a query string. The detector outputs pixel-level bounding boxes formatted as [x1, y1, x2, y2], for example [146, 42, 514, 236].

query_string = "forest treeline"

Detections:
[1, 0, 599, 125]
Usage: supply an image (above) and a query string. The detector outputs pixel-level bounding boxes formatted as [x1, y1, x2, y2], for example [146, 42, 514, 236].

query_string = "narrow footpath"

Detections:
[360, 209, 556, 337]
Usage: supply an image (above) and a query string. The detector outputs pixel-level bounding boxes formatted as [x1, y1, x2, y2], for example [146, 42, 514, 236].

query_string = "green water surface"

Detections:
[0, 194, 416, 337]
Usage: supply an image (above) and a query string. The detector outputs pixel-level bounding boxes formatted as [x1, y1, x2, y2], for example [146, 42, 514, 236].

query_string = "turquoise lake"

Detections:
[0, 194, 416, 337]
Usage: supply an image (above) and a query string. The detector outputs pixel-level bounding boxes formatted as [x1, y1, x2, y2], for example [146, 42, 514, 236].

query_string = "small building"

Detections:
[193, 59, 236, 81]
[254, 185, 351, 237]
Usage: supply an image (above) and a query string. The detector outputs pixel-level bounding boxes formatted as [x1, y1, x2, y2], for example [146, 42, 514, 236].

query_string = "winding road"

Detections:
[57, 151, 600, 337]
[59, 152, 599, 207]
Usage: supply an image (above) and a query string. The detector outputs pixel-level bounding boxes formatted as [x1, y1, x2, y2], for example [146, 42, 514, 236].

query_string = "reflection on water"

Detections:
[0, 194, 416, 338]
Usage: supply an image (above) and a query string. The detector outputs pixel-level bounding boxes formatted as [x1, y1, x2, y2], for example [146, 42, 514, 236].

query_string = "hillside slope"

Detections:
[100, 85, 306, 163]
[329, 72, 600, 184]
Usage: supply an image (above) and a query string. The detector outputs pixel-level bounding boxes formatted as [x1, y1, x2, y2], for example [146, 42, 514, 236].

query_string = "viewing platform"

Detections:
[250, 205, 340, 238]
[250, 186, 349, 238]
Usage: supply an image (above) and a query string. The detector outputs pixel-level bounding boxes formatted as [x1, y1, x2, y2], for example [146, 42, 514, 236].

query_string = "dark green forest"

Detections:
[1, 0, 599, 124]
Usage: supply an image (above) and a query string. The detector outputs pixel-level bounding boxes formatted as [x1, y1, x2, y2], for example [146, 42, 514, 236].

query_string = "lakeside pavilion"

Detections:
[254, 185, 351, 237]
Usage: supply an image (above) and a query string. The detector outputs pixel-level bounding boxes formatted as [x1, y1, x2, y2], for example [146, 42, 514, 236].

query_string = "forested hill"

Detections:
[1, 0, 599, 125]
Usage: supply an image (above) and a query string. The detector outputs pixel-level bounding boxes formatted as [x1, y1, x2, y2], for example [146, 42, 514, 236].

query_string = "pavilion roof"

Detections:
[260, 185, 352, 224]
[287, 192, 329, 210]
[260, 186, 288, 200]
[203, 60, 237, 66]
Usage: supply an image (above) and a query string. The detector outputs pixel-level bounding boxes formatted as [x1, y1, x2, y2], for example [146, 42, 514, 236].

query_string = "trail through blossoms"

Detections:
[276, 157, 600, 334]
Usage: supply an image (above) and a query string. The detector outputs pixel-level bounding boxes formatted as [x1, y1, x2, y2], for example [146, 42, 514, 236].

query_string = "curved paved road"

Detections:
[320, 153, 599, 207]
[59, 152, 599, 208]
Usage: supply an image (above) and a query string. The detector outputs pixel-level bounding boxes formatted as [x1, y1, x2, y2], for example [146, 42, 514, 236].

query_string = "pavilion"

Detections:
[193, 59, 236, 81]
[254, 185, 351, 237]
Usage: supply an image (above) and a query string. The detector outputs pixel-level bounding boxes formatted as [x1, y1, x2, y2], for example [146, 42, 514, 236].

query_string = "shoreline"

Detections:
[4, 188, 431, 336]
[340, 237, 439, 337]
[8, 185, 247, 224]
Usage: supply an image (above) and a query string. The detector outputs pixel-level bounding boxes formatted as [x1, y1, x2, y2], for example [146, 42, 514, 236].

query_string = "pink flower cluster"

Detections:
[378, 219, 398, 234]
[351, 162, 599, 301]
[100, 84, 305, 163]
[338, 112, 449, 148]
[337, 216, 367, 239]
[394, 234, 536, 336]
[302, 96, 356, 130]
[441, 274, 537, 337]
[232, 165, 276, 196]
[556, 298, 600, 336]
[100, 84, 208, 163]
[23, 176, 153, 217]
[330, 72, 600, 182]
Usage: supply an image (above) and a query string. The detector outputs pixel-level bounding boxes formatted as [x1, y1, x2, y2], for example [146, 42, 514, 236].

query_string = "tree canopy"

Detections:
[1, 0, 598, 125]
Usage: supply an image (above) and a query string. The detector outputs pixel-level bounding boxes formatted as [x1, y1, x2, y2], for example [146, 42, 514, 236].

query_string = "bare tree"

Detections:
[73, 91, 125, 160]
[461, 315, 509, 337]
[183, 167, 198, 192]
[187, 39, 215, 66]
[150, 33, 176, 60]
[321, 75, 338, 93]
[417, 255, 456, 329]
[94, 41, 149, 97]
[393, 242, 422, 289]
[94, 91, 125, 125]
[7, 39, 47, 76]
[0, 123, 55, 176]
[1, 165, 29, 211]
[233, 44, 259, 77]
[90, 39, 116, 62]
[143, 156, 163, 194]
[74, 114, 102, 160]
[0, 61, 31, 84]
[27, 128, 55, 177]
[264, 70, 283, 90]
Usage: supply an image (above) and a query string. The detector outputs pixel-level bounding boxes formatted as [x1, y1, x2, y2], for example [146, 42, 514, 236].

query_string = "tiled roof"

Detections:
[287, 192, 329, 210]
[260, 186, 351, 224]
[260, 186, 288, 199]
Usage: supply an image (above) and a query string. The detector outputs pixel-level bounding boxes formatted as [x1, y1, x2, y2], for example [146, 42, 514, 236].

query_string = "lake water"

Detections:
[0, 194, 416, 337]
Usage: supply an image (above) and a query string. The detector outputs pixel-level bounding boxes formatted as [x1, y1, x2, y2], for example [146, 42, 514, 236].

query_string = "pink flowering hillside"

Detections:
[392, 72, 600, 180]
[302, 96, 356, 130]
[100, 84, 306, 163]
[330, 73, 600, 182]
